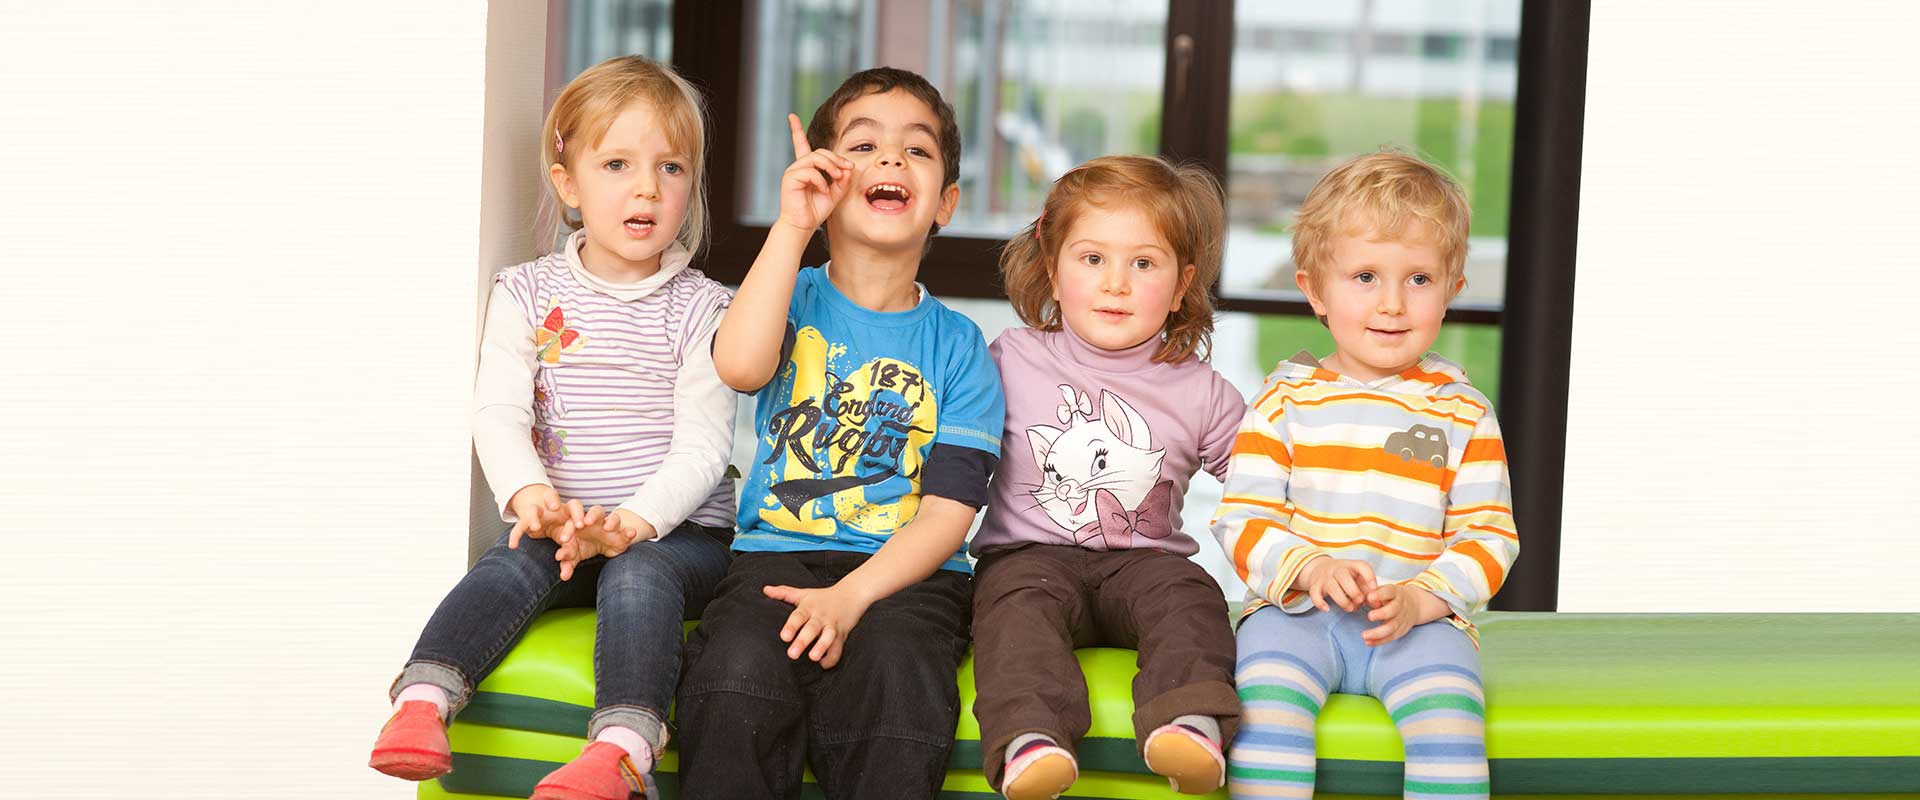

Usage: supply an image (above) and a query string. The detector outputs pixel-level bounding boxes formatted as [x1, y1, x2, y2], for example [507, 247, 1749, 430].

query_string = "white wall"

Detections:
[1559, 2, 1920, 611]
[0, 3, 517, 797]
[472, 0, 553, 564]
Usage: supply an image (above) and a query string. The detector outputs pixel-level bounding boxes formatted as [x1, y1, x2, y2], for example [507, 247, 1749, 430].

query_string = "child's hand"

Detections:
[506, 484, 587, 549]
[762, 583, 874, 669]
[552, 507, 654, 581]
[1301, 558, 1378, 613]
[776, 113, 853, 234]
[1361, 584, 1448, 647]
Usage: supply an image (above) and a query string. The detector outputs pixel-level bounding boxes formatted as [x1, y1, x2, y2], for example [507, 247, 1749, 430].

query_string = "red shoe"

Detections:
[368, 700, 451, 781]
[530, 741, 648, 800]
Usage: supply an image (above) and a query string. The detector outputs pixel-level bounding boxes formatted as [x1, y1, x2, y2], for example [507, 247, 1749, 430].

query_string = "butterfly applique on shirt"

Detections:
[534, 300, 587, 364]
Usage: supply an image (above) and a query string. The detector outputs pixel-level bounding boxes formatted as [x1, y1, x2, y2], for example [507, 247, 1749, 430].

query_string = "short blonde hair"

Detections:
[539, 56, 710, 256]
[1000, 155, 1226, 363]
[1290, 151, 1471, 292]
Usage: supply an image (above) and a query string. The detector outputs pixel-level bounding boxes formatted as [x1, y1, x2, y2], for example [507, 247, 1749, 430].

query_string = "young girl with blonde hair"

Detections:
[970, 155, 1245, 798]
[368, 55, 735, 800]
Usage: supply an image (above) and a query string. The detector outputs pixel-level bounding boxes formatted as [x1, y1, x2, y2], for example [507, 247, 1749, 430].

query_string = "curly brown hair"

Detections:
[802, 67, 962, 236]
[1000, 155, 1225, 363]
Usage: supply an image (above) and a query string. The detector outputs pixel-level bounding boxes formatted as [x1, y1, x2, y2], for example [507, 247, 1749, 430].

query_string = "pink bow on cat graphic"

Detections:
[1074, 480, 1175, 550]
[1056, 385, 1093, 425]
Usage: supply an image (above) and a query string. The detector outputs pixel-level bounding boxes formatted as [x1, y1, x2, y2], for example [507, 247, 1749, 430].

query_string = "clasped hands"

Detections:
[505, 484, 656, 581]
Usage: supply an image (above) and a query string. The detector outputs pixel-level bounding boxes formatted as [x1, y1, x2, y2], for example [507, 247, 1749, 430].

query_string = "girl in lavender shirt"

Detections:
[368, 56, 735, 799]
[970, 156, 1246, 799]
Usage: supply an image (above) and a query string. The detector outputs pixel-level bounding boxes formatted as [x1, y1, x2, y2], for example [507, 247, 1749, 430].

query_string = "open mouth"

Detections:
[624, 214, 655, 236]
[864, 182, 911, 213]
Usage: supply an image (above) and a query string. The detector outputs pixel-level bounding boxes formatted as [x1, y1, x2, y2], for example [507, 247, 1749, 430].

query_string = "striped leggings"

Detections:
[1228, 605, 1487, 799]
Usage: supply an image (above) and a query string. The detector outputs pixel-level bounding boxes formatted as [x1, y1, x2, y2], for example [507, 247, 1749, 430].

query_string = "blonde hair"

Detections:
[1291, 150, 1471, 294]
[1000, 155, 1225, 363]
[538, 55, 710, 257]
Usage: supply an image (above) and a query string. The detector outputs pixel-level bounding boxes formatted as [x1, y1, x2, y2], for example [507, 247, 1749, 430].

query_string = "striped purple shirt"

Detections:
[492, 252, 735, 528]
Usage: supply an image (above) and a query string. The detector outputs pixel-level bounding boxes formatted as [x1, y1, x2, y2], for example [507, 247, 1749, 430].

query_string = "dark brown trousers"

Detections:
[969, 543, 1240, 789]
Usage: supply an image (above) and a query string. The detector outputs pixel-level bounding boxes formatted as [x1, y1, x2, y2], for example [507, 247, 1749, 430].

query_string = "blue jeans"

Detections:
[392, 521, 732, 753]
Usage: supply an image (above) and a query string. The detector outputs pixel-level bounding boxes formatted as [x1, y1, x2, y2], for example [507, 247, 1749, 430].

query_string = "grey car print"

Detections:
[1384, 424, 1449, 468]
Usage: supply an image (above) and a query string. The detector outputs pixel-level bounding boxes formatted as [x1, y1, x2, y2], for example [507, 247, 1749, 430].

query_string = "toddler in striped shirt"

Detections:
[1212, 151, 1519, 800]
[369, 56, 737, 800]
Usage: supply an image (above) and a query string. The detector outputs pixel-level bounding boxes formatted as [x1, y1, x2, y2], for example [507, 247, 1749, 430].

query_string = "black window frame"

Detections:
[660, 0, 1585, 610]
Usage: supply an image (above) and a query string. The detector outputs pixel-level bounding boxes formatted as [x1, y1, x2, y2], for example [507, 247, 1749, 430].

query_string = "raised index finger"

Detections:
[788, 113, 811, 160]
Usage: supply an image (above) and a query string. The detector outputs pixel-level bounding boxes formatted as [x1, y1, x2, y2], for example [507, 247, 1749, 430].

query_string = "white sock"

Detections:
[1008, 731, 1060, 761]
[1169, 714, 1221, 747]
[595, 725, 654, 773]
[394, 683, 450, 721]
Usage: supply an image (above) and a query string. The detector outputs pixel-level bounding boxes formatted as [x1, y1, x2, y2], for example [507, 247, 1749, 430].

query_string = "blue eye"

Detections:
[1356, 271, 1375, 284]
[1410, 273, 1431, 286]
[662, 162, 683, 175]
[605, 159, 627, 171]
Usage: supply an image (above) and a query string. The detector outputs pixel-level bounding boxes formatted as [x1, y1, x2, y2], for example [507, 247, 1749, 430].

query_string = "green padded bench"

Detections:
[418, 611, 1920, 799]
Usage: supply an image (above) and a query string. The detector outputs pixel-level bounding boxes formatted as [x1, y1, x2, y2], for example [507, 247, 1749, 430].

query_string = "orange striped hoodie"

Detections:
[1209, 350, 1518, 642]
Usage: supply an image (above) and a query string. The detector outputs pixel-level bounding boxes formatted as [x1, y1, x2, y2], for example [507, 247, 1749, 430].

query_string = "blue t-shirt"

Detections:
[733, 265, 1004, 573]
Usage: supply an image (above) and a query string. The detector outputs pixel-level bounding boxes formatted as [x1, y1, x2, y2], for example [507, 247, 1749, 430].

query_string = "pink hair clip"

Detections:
[554, 127, 564, 157]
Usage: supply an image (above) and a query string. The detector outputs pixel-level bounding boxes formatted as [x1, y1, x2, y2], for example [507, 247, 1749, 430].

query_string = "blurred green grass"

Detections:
[1254, 315, 1502, 406]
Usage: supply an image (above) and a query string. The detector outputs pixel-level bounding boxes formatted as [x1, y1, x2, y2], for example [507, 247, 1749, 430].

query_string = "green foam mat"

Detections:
[428, 725, 1218, 799]
[431, 610, 1920, 796]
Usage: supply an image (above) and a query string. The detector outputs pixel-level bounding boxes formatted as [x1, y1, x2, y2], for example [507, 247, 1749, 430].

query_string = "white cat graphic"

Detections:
[1027, 385, 1172, 548]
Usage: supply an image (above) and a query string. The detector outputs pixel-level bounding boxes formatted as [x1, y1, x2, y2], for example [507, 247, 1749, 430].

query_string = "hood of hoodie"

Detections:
[1272, 349, 1473, 396]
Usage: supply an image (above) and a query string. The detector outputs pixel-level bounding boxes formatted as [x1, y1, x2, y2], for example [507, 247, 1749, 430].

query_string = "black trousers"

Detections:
[674, 550, 972, 800]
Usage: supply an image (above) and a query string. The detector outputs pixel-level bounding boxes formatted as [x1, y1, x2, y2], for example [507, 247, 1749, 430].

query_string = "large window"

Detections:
[734, 0, 1168, 236]
[563, 0, 673, 74]
[1220, 1, 1520, 407]
[557, 0, 1587, 609]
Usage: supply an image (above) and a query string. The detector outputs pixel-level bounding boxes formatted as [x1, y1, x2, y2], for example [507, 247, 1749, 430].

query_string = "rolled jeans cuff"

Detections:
[589, 705, 670, 756]
[389, 660, 472, 718]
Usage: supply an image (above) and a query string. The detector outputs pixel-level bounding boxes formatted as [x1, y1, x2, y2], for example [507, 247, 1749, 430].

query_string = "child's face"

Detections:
[1050, 204, 1195, 352]
[1297, 224, 1462, 381]
[549, 101, 694, 277]
[822, 89, 960, 252]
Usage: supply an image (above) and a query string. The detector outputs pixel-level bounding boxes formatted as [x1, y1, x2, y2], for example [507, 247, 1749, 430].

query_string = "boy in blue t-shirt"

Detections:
[679, 67, 1004, 799]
